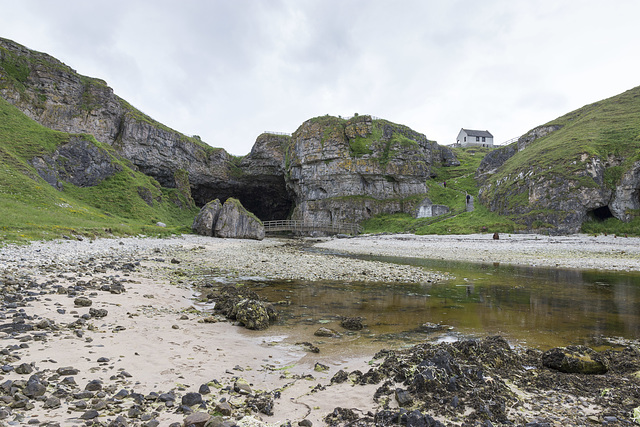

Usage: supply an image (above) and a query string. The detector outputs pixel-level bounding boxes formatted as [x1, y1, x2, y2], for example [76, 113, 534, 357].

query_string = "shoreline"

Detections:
[0, 233, 638, 425]
[316, 232, 640, 272]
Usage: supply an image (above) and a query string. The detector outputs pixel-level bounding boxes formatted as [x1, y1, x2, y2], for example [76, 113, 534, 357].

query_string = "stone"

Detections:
[214, 198, 264, 240]
[299, 420, 313, 427]
[43, 396, 61, 409]
[57, 366, 80, 376]
[89, 308, 108, 318]
[80, 410, 100, 420]
[85, 379, 103, 391]
[15, 363, 33, 375]
[542, 346, 609, 374]
[314, 327, 338, 337]
[340, 317, 364, 331]
[181, 392, 203, 407]
[183, 412, 211, 427]
[233, 299, 273, 330]
[192, 199, 222, 236]
[234, 380, 252, 395]
[214, 401, 232, 416]
[109, 415, 129, 427]
[395, 388, 413, 407]
[331, 370, 349, 384]
[74, 297, 92, 307]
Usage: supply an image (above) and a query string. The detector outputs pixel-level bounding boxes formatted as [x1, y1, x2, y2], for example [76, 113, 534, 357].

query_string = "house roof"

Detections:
[462, 129, 493, 138]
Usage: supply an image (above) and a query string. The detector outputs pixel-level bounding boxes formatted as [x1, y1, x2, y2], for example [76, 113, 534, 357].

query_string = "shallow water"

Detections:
[234, 253, 640, 354]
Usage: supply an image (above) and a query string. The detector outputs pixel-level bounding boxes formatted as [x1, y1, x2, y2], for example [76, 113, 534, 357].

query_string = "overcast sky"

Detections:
[1, 1, 639, 155]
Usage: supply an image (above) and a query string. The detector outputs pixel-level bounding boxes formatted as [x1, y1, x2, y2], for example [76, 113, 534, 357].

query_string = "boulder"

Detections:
[542, 345, 609, 374]
[214, 198, 264, 240]
[340, 317, 365, 331]
[192, 199, 222, 236]
[233, 299, 272, 330]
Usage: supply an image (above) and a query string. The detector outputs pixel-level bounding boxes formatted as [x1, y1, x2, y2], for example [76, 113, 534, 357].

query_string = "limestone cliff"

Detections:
[1, 37, 460, 227]
[286, 115, 458, 224]
[0, 37, 229, 207]
[476, 86, 640, 233]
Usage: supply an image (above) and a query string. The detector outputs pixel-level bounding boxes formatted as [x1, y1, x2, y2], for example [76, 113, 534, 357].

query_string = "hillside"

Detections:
[0, 96, 197, 242]
[477, 86, 640, 234]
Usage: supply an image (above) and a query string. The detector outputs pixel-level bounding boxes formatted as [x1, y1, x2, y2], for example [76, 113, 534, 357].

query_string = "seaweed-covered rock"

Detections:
[233, 299, 272, 330]
[340, 316, 364, 331]
[542, 345, 609, 374]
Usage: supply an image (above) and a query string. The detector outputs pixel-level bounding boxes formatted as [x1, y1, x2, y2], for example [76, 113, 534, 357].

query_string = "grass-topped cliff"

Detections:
[362, 146, 522, 234]
[477, 85, 640, 234]
[0, 97, 197, 243]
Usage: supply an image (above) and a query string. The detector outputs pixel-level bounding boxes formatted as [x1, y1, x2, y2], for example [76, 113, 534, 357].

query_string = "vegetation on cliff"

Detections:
[477, 85, 640, 234]
[0, 97, 197, 243]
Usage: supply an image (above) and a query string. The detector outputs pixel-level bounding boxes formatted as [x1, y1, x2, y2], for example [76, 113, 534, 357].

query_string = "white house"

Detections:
[456, 129, 494, 147]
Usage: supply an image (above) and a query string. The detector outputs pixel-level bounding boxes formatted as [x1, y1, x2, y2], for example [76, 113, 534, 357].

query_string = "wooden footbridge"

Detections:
[263, 220, 362, 235]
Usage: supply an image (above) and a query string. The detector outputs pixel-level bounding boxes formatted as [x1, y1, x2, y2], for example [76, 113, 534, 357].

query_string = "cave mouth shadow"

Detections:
[587, 205, 614, 221]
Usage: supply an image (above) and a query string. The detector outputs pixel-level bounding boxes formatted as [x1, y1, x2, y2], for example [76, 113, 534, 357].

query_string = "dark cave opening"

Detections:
[587, 205, 614, 221]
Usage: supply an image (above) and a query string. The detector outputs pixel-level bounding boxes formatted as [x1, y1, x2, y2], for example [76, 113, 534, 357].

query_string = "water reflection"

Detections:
[237, 254, 640, 351]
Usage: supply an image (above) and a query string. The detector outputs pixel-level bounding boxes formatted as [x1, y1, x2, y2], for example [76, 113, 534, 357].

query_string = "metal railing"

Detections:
[263, 131, 292, 136]
[263, 220, 363, 235]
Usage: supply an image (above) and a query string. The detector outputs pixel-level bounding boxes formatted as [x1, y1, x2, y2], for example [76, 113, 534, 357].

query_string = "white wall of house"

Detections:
[456, 129, 494, 147]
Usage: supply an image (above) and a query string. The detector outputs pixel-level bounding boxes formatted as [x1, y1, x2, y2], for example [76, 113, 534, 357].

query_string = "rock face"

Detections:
[1, 37, 460, 227]
[477, 86, 640, 233]
[191, 199, 222, 236]
[30, 136, 122, 190]
[215, 198, 265, 240]
[192, 198, 264, 240]
[235, 133, 293, 220]
[286, 115, 458, 224]
[0, 37, 222, 207]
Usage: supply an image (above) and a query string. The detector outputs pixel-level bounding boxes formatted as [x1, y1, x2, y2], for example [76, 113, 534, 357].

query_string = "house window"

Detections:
[464, 137, 466, 142]
[482, 137, 486, 142]
[476, 136, 479, 142]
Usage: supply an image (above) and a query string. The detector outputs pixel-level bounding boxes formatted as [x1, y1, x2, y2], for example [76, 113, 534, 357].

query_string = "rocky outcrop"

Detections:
[192, 198, 264, 240]
[542, 346, 609, 374]
[475, 143, 517, 186]
[1, 37, 460, 228]
[30, 136, 121, 190]
[286, 115, 458, 224]
[214, 198, 264, 240]
[0, 37, 230, 205]
[191, 199, 222, 236]
[477, 86, 640, 233]
[235, 133, 293, 220]
[610, 161, 640, 221]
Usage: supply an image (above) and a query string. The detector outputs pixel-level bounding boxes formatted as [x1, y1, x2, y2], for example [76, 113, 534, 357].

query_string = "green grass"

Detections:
[581, 216, 640, 237]
[0, 97, 198, 244]
[360, 144, 524, 235]
[484, 86, 640, 208]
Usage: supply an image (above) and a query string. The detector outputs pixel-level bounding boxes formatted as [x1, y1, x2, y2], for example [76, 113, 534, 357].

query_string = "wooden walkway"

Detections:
[263, 220, 362, 235]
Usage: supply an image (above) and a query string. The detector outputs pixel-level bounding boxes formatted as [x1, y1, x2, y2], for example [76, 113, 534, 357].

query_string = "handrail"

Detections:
[263, 220, 363, 235]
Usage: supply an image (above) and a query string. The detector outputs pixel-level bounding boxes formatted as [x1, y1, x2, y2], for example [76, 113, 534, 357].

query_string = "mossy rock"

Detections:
[542, 345, 609, 374]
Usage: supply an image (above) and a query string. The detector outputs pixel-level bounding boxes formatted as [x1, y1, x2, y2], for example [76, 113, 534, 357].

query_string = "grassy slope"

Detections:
[484, 86, 640, 235]
[0, 97, 198, 243]
[364, 86, 640, 236]
[362, 147, 521, 234]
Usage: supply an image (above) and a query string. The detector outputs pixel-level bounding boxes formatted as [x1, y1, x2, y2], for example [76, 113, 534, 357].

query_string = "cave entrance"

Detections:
[587, 205, 614, 221]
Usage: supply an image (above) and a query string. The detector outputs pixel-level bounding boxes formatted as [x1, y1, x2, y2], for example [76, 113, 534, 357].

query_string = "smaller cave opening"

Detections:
[587, 205, 614, 221]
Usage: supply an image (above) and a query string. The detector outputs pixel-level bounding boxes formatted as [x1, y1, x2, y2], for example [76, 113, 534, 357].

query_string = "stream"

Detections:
[228, 252, 640, 356]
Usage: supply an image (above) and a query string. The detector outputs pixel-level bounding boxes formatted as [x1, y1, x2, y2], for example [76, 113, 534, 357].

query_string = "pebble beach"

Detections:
[0, 233, 638, 426]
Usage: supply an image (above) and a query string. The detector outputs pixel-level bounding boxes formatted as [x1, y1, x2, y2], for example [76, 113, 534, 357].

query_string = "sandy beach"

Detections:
[0, 233, 639, 426]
